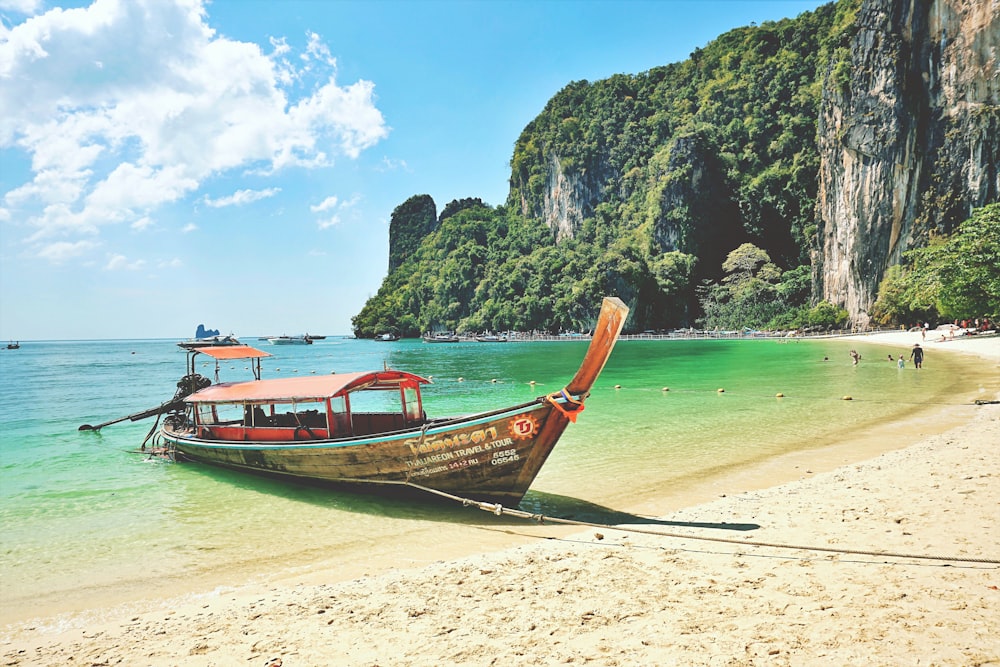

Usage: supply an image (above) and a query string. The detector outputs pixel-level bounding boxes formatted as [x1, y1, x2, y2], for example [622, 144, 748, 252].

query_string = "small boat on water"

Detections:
[423, 332, 460, 343]
[155, 297, 628, 504]
[267, 335, 313, 345]
[6, 341, 19, 350]
[475, 334, 508, 343]
[177, 334, 241, 350]
[376, 332, 400, 342]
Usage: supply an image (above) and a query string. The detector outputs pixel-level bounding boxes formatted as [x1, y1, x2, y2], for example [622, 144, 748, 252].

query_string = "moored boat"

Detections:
[177, 334, 241, 350]
[422, 332, 460, 343]
[267, 335, 313, 345]
[156, 297, 628, 504]
[376, 332, 400, 342]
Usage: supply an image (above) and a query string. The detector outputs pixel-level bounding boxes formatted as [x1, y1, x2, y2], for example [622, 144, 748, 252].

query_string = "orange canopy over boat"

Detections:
[194, 345, 272, 360]
[185, 370, 431, 404]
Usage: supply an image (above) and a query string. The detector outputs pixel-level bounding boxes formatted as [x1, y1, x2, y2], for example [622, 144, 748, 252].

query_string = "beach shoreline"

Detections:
[3, 334, 998, 665]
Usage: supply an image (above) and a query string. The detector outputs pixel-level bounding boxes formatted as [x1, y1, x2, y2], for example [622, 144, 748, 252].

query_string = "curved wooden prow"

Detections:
[565, 296, 629, 397]
[508, 297, 629, 501]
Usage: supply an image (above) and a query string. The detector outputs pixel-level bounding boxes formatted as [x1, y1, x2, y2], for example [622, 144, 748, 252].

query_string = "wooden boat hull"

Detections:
[163, 399, 567, 505]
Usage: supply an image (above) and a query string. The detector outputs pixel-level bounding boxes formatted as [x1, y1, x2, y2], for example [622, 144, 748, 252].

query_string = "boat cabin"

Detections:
[185, 370, 430, 442]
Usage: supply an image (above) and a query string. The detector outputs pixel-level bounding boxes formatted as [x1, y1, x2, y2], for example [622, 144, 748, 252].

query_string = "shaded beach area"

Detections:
[3, 333, 998, 666]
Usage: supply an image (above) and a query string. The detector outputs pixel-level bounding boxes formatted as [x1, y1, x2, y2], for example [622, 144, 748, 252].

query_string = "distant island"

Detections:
[194, 324, 220, 339]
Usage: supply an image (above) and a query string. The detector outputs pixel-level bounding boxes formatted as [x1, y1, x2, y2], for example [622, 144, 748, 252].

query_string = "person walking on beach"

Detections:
[909, 343, 924, 369]
[850, 349, 861, 365]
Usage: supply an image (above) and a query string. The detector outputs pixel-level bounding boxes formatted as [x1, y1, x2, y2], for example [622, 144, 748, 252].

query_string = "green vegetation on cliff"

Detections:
[872, 204, 1000, 326]
[352, 0, 878, 337]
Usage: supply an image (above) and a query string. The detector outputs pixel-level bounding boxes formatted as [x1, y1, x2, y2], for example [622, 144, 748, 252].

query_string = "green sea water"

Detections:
[0, 336, 992, 623]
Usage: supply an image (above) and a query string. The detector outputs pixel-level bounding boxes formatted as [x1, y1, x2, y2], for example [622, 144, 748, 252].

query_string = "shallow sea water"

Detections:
[0, 335, 990, 623]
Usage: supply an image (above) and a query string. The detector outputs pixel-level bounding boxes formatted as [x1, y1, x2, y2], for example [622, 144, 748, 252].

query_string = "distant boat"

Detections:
[177, 334, 241, 350]
[6, 341, 19, 350]
[475, 334, 508, 343]
[155, 297, 629, 504]
[267, 335, 313, 345]
[376, 332, 400, 342]
[423, 333, 460, 343]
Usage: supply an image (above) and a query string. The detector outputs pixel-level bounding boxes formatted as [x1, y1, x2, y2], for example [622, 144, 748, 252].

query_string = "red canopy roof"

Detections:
[186, 370, 430, 404]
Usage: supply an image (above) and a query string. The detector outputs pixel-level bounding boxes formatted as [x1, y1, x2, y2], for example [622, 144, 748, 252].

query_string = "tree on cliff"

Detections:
[873, 204, 1000, 324]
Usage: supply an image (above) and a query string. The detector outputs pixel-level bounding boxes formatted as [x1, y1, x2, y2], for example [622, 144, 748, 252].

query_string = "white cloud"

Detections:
[131, 216, 153, 230]
[158, 257, 183, 268]
[181, 223, 198, 233]
[204, 187, 281, 208]
[35, 239, 99, 262]
[310, 195, 338, 213]
[377, 156, 410, 172]
[311, 192, 361, 228]
[317, 214, 340, 230]
[105, 253, 145, 270]
[0, 0, 42, 15]
[339, 193, 361, 209]
[0, 0, 388, 261]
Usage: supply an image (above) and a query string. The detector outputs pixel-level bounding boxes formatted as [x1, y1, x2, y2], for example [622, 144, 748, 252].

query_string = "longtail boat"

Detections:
[157, 297, 628, 504]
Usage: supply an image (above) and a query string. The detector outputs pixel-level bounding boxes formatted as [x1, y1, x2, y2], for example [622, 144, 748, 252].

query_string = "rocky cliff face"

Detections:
[535, 154, 608, 242]
[814, 0, 1000, 324]
[387, 194, 438, 272]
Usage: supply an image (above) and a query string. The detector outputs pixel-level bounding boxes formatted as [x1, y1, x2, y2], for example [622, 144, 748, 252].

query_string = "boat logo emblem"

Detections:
[508, 415, 538, 440]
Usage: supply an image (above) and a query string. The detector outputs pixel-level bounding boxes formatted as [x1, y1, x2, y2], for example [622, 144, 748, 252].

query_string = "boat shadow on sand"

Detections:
[185, 465, 759, 533]
[519, 490, 760, 532]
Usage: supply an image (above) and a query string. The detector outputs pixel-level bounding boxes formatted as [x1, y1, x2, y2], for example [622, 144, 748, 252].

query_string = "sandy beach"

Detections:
[3, 332, 998, 666]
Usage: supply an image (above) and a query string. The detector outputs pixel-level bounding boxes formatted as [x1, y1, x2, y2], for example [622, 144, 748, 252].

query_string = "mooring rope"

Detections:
[398, 481, 1000, 566]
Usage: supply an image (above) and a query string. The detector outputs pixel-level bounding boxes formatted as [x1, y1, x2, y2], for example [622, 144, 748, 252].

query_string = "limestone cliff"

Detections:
[387, 195, 437, 272]
[815, 0, 1000, 324]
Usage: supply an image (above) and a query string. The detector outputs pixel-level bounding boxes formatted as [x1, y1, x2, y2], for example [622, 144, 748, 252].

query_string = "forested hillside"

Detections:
[352, 0, 998, 337]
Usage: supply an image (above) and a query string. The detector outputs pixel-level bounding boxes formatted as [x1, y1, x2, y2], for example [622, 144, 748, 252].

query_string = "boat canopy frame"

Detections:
[182, 361, 431, 441]
[186, 345, 272, 381]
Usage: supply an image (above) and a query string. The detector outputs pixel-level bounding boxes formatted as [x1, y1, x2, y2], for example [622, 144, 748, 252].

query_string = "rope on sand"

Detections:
[402, 482, 1000, 566]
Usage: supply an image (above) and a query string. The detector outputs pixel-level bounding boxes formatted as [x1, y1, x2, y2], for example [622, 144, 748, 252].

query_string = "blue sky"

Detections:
[0, 0, 826, 340]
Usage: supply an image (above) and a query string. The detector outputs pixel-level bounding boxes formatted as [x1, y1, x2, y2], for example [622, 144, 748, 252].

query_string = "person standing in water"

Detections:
[909, 343, 924, 369]
[897, 354, 905, 369]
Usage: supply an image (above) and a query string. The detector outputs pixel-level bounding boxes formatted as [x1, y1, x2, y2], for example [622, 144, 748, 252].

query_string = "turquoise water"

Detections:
[0, 336, 988, 623]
